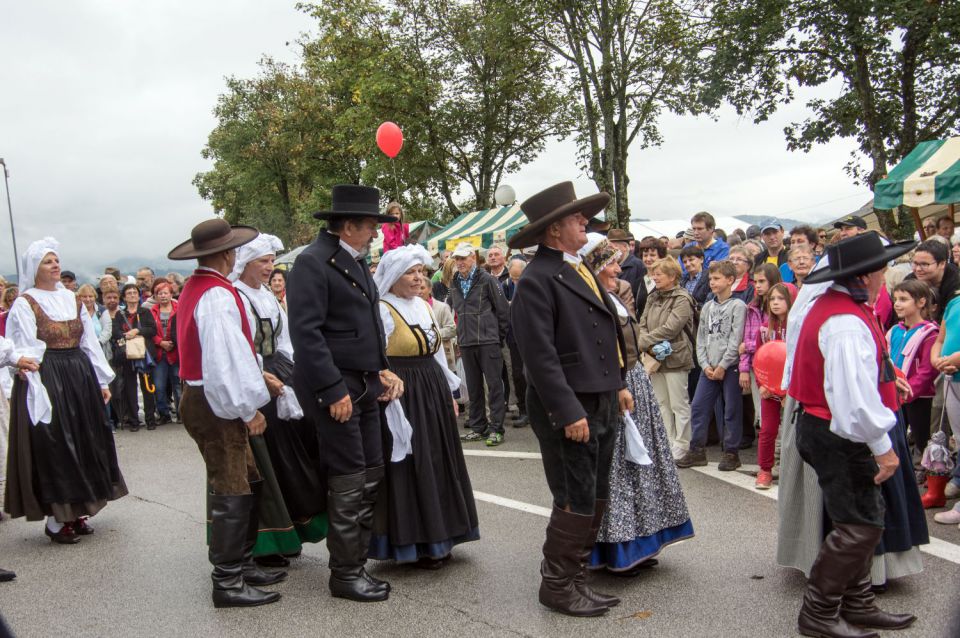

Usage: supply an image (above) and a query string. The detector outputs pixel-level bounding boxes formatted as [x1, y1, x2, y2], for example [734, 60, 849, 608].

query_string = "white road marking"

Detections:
[473, 490, 551, 517]
[468, 450, 960, 565]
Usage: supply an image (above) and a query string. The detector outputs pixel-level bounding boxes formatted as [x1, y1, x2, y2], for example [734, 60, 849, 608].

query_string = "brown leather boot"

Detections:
[797, 524, 880, 638]
[575, 500, 620, 608]
[538, 507, 609, 617]
[840, 525, 916, 631]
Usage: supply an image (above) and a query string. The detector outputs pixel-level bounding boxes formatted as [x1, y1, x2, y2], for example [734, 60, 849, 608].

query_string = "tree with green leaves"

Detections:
[706, 0, 960, 237]
[523, 0, 711, 228]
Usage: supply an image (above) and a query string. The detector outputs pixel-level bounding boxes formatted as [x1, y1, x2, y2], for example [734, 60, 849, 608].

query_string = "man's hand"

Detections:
[263, 372, 284, 398]
[378, 369, 404, 402]
[564, 418, 589, 444]
[101, 388, 111, 404]
[739, 372, 751, 392]
[329, 394, 353, 423]
[713, 366, 726, 381]
[245, 411, 267, 436]
[618, 388, 634, 414]
[452, 397, 459, 418]
[703, 366, 715, 380]
[894, 376, 913, 402]
[874, 448, 899, 484]
[16, 357, 39, 372]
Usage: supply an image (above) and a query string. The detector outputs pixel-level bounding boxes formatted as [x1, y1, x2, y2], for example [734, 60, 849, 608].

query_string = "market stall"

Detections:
[426, 204, 526, 253]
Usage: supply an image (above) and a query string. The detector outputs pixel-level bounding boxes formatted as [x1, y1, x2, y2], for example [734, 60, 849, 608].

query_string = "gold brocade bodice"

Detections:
[382, 301, 441, 358]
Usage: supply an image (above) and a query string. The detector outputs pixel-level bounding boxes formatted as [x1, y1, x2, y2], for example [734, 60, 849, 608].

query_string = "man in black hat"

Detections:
[509, 182, 633, 617]
[607, 228, 644, 301]
[169, 218, 285, 608]
[59, 270, 78, 292]
[787, 232, 920, 637]
[287, 184, 403, 602]
[833, 215, 868, 239]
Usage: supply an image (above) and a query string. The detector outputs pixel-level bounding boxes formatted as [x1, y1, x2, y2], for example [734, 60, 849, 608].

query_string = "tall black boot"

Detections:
[797, 524, 881, 638]
[539, 506, 609, 617]
[357, 465, 390, 593]
[241, 480, 287, 586]
[209, 493, 281, 608]
[326, 472, 388, 602]
[840, 527, 916, 630]
[575, 500, 619, 608]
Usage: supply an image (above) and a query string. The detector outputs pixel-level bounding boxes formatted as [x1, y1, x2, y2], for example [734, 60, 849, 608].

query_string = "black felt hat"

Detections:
[803, 232, 915, 285]
[313, 184, 397, 222]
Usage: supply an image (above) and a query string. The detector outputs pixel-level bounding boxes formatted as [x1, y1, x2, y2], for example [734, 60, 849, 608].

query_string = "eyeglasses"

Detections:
[729, 257, 750, 264]
[790, 256, 813, 264]
[911, 260, 938, 270]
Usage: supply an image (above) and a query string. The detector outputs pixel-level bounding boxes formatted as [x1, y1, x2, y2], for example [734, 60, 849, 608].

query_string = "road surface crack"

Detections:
[129, 494, 204, 524]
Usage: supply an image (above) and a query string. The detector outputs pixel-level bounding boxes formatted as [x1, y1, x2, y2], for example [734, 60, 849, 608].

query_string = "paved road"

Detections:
[1, 422, 956, 637]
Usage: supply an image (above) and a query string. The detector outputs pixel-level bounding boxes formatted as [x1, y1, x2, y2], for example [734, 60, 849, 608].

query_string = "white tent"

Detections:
[629, 216, 750, 240]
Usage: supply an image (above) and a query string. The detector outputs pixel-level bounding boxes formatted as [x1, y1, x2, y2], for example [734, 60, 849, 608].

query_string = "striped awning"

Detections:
[427, 204, 527, 252]
[875, 137, 960, 209]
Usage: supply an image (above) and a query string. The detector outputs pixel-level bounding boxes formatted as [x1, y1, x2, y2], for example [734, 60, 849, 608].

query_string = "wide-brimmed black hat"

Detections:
[313, 184, 397, 222]
[508, 182, 610, 249]
[803, 232, 915, 285]
[168, 219, 259, 260]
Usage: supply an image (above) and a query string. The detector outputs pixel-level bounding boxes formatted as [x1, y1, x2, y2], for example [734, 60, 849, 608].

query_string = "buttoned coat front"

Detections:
[510, 245, 626, 430]
[287, 231, 389, 406]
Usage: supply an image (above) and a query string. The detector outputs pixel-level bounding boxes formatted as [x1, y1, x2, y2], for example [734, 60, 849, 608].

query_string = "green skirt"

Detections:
[207, 436, 327, 556]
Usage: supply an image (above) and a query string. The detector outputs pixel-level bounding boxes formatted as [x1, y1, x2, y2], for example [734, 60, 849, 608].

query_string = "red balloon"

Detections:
[376, 121, 404, 158]
[754, 340, 787, 398]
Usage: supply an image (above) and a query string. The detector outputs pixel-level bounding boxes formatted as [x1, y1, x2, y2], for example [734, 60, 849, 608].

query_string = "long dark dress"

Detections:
[4, 294, 127, 522]
[369, 298, 479, 562]
[237, 285, 327, 555]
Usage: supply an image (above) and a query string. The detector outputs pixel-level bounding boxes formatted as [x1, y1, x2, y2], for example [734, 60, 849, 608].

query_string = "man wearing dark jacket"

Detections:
[753, 217, 789, 268]
[509, 182, 633, 618]
[287, 185, 403, 603]
[448, 242, 510, 446]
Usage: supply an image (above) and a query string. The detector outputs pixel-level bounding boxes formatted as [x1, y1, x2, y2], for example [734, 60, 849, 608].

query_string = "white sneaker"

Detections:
[933, 508, 960, 525]
[945, 480, 960, 499]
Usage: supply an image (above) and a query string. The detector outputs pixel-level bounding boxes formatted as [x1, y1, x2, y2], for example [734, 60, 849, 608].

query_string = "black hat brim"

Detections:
[508, 192, 610, 250]
[313, 210, 398, 223]
[803, 240, 915, 285]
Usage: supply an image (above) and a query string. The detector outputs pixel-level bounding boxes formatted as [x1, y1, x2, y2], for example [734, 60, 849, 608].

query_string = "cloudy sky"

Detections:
[0, 1, 870, 283]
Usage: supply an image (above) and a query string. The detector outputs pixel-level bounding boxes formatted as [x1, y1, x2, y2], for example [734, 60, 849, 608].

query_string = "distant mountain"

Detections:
[732, 215, 808, 230]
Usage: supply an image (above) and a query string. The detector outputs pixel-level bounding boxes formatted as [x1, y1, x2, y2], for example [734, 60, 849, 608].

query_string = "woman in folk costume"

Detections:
[4, 237, 128, 543]
[369, 244, 479, 568]
[231, 233, 327, 566]
[578, 234, 694, 575]
[778, 238, 928, 597]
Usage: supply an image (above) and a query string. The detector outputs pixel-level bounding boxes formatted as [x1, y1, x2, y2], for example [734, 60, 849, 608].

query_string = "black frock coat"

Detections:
[287, 231, 389, 407]
[510, 244, 626, 430]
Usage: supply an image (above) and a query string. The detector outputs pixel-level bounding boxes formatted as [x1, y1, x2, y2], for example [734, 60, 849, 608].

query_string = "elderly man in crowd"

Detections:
[937, 215, 956, 242]
[607, 228, 644, 300]
[449, 242, 510, 446]
[485, 244, 510, 284]
[509, 181, 632, 617]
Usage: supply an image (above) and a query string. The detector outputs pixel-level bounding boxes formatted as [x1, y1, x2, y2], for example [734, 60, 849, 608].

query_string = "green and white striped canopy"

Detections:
[875, 137, 960, 209]
[427, 204, 526, 253]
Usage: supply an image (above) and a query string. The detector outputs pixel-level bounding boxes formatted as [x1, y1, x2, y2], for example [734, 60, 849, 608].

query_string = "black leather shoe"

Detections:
[841, 609, 916, 630]
[255, 555, 290, 568]
[45, 524, 80, 545]
[0, 568, 16, 582]
[73, 518, 94, 536]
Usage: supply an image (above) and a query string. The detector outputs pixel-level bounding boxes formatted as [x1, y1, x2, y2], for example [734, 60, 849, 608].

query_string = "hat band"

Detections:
[332, 201, 380, 214]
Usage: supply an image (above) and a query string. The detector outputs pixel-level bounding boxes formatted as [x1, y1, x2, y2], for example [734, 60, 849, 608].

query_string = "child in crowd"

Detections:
[754, 283, 795, 489]
[886, 281, 939, 479]
[740, 264, 782, 419]
[676, 260, 747, 472]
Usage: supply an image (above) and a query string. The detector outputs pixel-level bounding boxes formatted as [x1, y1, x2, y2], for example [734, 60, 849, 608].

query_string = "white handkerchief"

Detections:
[26, 370, 52, 425]
[623, 411, 651, 465]
[385, 399, 413, 462]
[276, 385, 304, 421]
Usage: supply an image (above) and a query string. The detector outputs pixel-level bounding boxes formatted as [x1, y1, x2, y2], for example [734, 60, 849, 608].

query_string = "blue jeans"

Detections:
[689, 369, 742, 453]
[154, 358, 181, 418]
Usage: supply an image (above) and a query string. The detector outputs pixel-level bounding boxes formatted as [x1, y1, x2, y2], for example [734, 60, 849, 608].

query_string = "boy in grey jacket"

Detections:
[676, 260, 747, 471]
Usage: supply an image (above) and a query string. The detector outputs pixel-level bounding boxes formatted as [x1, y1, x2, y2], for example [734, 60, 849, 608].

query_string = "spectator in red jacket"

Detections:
[149, 278, 180, 424]
[381, 201, 409, 253]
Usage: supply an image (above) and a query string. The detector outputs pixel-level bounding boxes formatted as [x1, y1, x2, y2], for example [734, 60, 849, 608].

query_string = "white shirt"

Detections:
[819, 310, 896, 456]
[184, 269, 270, 422]
[234, 280, 295, 362]
[7, 287, 115, 388]
[330, 232, 362, 260]
[379, 293, 460, 392]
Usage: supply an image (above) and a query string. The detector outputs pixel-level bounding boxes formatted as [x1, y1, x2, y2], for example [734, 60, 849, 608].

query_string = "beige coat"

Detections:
[431, 298, 458, 372]
[636, 285, 696, 370]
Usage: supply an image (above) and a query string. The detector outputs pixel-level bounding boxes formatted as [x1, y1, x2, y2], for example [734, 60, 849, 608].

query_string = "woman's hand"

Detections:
[160, 340, 173, 351]
[16, 357, 39, 372]
[124, 329, 139, 339]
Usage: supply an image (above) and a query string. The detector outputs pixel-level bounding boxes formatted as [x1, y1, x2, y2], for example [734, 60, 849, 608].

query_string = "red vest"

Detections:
[788, 288, 899, 420]
[176, 269, 255, 382]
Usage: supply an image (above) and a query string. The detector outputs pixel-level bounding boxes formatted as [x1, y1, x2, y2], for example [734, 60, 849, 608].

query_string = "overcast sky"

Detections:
[0, 1, 870, 283]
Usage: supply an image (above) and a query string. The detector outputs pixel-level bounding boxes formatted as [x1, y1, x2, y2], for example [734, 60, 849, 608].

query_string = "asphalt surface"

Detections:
[1, 419, 957, 637]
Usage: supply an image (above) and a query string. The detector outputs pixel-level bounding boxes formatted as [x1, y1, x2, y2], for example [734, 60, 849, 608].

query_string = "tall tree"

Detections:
[706, 0, 960, 237]
[524, 0, 711, 228]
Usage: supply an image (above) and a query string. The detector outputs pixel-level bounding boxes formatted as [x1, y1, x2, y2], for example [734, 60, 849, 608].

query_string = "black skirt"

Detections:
[370, 355, 479, 562]
[4, 347, 127, 522]
[260, 351, 326, 521]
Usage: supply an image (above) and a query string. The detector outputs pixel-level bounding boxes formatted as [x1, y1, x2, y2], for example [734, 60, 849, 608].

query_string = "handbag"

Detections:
[125, 335, 147, 360]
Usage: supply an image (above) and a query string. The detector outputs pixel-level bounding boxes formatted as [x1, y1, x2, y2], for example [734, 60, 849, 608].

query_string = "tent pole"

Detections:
[911, 207, 925, 240]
